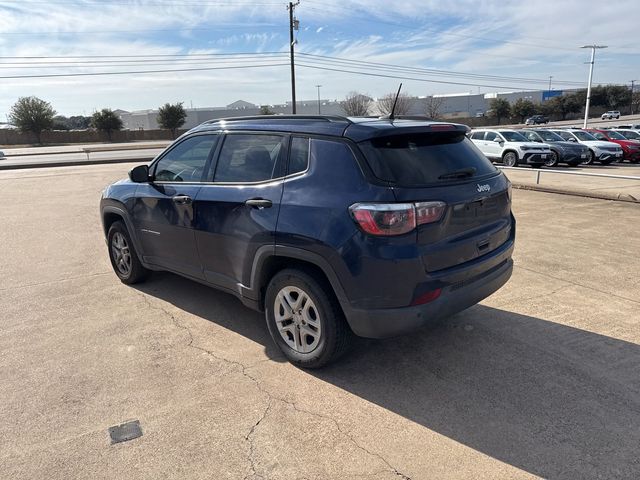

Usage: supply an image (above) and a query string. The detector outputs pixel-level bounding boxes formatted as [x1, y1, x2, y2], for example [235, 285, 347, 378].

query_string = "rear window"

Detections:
[359, 132, 497, 186]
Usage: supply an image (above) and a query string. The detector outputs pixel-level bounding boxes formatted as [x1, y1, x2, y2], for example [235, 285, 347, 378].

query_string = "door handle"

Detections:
[245, 198, 273, 209]
[172, 194, 192, 205]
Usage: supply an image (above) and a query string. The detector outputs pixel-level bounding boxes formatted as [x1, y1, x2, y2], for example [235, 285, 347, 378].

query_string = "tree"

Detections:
[91, 108, 123, 141]
[511, 98, 536, 123]
[259, 105, 275, 115]
[632, 91, 640, 115]
[8, 96, 56, 144]
[157, 102, 187, 138]
[377, 92, 413, 116]
[604, 85, 632, 110]
[340, 91, 372, 116]
[489, 98, 511, 125]
[425, 96, 445, 119]
[547, 94, 581, 120]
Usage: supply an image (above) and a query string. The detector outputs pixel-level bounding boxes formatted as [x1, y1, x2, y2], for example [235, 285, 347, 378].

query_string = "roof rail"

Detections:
[202, 114, 352, 125]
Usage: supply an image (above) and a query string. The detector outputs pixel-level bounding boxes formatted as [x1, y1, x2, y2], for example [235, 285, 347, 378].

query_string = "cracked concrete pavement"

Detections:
[0, 163, 639, 479]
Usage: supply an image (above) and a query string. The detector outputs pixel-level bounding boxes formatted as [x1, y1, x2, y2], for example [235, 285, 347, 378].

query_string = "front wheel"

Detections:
[107, 221, 149, 284]
[502, 151, 518, 167]
[265, 269, 352, 368]
[582, 150, 595, 165]
[545, 151, 559, 167]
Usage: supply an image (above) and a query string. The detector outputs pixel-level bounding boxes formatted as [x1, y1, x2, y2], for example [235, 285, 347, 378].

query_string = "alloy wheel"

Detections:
[111, 232, 132, 276]
[274, 286, 322, 353]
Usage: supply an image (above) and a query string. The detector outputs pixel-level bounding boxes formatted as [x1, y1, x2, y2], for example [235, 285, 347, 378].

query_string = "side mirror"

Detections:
[129, 164, 150, 183]
[493, 137, 503, 143]
[568, 137, 577, 142]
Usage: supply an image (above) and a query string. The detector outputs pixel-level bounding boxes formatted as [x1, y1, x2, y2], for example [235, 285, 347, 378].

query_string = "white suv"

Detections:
[469, 129, 551, 167]
[601, 111, 620, 120]
[550, 129, 623, 165]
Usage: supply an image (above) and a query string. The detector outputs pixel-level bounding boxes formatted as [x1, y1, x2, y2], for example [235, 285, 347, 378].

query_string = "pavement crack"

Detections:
[243, 399, 272, 480]
[137, 291, 411, 479]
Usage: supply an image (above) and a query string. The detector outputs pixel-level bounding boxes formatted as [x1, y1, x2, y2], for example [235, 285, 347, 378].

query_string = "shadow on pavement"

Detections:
[136, 271, 640, 479]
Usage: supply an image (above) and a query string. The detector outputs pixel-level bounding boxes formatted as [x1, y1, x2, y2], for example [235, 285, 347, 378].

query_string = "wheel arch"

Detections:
[101, 205, 145, 261]
[249, 246, 350, 316]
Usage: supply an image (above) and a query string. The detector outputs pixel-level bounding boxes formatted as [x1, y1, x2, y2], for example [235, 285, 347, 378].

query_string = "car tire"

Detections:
[107, 221, 149, 284]
[265, 268, 352, 368]
[502, 151, 518, 167]
[545, 151, 559, 167]
[582, 150, 595, 165]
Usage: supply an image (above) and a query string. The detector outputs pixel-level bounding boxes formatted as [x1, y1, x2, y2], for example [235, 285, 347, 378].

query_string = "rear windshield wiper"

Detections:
[438, 167, 476, 180]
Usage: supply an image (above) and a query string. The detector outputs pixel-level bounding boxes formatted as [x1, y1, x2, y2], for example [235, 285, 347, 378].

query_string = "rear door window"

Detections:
[359, 132, 498, 186]
[470, 131, 485, 140]
[213, 134, 286, 183]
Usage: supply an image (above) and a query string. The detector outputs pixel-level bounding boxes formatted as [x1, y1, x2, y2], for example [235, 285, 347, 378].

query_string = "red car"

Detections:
[585, 129, 640, 163]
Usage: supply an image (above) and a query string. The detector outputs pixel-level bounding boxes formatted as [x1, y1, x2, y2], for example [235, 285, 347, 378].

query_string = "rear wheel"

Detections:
[545, 150, 559, 167]
[502, 151, 518, 167]
[265, 269, 352, 368]
[107, 221, 149, 284]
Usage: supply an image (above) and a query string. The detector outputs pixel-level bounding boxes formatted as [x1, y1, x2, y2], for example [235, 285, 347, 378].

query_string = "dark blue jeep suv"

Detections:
[101, 115, 515, 367]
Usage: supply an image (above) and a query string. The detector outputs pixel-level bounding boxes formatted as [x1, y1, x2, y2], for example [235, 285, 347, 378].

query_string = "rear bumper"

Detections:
[344, 253, 514, 339]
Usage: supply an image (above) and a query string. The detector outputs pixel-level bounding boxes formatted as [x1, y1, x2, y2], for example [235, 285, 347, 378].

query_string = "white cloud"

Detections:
[0, 0, 638, 116]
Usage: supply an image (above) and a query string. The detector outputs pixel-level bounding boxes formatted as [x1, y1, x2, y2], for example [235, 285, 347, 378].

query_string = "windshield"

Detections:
[572, 131, 597, 141]
[359, 132, 497, 186]
[535, 130, 564, 142]
[605, 131, 626, 140]
[500, 131, 528, 142]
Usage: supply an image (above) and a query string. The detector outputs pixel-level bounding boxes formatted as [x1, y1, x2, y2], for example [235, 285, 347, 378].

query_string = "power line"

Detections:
[295, 62, 581, 91]
[0, 62, 289, 79]
[297, 52, 586, 86]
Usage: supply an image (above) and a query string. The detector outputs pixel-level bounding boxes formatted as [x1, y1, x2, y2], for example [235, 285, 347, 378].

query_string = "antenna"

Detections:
[389, 83, 403, 121]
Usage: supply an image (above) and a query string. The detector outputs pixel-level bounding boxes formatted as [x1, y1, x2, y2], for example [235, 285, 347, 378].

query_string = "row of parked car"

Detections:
[468, 126, 640, 168]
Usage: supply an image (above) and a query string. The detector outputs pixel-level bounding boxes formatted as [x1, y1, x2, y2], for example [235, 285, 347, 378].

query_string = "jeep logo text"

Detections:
[477, 184, 491, 193]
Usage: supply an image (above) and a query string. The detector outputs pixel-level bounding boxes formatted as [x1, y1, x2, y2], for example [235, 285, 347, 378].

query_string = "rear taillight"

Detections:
[350, 201, 446, 236]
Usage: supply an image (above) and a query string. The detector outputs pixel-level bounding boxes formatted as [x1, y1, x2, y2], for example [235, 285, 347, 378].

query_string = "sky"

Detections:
[0, 0, 638, 117]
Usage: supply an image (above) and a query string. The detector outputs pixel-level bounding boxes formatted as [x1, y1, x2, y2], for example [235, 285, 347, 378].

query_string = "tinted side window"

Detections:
[288, 137, 309, 175]
[484, 131, 498, 141]
[214, 134, 285, 183]
[154, 135, 218, 182]
[470, 131, 485, 140]
[593, 132, 607, 141]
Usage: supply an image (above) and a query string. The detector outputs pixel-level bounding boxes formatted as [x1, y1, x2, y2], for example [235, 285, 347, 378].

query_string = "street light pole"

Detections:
[548, 75, 553, 91]
[581, 44, 607, 128]
[315, 84, 322, 114]
[630, 80, 636, 115]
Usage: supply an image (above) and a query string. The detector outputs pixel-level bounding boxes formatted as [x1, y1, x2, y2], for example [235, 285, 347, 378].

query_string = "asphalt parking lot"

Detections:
[1, 163, 639, 479]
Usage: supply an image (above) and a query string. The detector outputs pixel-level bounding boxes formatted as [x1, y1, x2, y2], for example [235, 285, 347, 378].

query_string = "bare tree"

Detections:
[425, 96, 446, 119]
[340, 91, 372, 116]
[377, 92, 413, 116]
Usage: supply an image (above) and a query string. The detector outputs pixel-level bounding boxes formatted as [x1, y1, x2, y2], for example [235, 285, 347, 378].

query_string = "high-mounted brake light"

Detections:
[350, 201, 446, 236]
[430, 124, 456, 131]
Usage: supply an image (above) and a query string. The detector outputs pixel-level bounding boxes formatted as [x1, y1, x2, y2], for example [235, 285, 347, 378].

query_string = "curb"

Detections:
[0, 156, 154, 171]
[512, 183, 639, 203]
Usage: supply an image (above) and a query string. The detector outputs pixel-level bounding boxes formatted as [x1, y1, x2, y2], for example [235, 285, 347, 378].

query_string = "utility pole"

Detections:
[630, 80, 636, 115]
[315, 84, 322, 114]
[581, 45, 607, 128]
[548, 75, 553, 91]
[288, 1, 300, 114]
